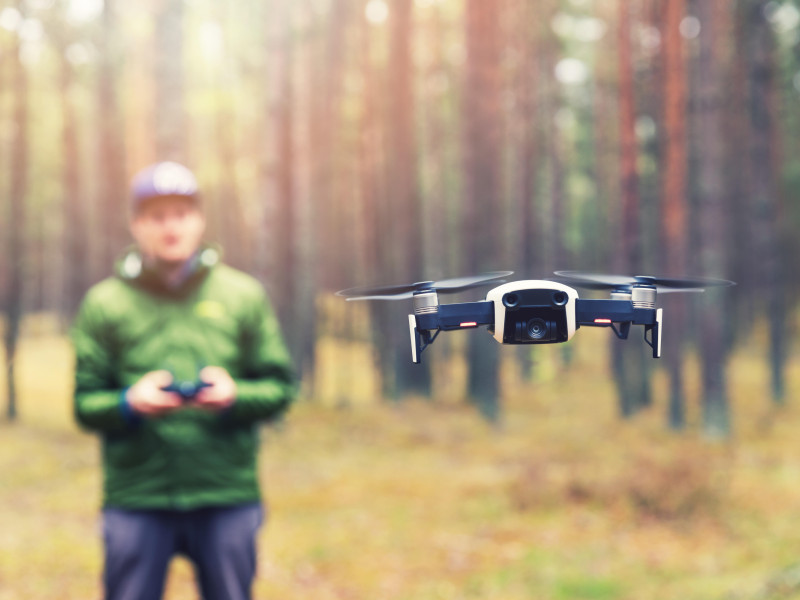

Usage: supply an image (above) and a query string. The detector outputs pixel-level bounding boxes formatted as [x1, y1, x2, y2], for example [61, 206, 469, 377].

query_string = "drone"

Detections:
[337, 271, 735, 364]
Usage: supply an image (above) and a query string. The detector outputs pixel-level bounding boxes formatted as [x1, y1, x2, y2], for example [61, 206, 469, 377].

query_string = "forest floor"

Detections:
[1, 318, 800, 600]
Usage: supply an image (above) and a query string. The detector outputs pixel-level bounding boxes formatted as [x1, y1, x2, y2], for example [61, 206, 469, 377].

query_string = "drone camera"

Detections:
[486, 281, 579, 346]
[515, 317, 559, 342]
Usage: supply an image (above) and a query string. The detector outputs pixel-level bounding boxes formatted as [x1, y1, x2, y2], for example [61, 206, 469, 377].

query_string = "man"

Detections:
[72, 161, 295, 600]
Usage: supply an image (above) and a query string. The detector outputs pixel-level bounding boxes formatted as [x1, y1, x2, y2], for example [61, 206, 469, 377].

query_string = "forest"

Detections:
[0, 0, 799, 434]
[3, 1, 800, 598]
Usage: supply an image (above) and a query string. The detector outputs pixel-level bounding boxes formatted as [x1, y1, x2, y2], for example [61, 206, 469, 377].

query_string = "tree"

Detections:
[96, 0, 127, 275]
[659, 0, 690, 429]
[4, 1, 28, 421]
[612, 0, 652, 418]
[695, 0, 732, 437]
[54, 4, 88, 317]
[384, 0, 431, 397]
[462, 0, 505, 420]
[507, 0, 544, 379]
[261, 0, 300, 362]
[744, 0, 787, 404]
[154, 0, 186, 161]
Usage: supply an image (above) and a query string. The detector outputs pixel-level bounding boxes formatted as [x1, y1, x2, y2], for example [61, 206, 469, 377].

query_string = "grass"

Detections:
[1, 318, 799, 599]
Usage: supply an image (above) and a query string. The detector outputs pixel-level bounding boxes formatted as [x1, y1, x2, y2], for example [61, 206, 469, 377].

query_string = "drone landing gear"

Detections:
[409, 315, 441, 364]
[408, 301, 496, 364]
[575, 300, 663, 359]
[604, 316, 661, 359]
[607, 321, 632, 340]
[644, 308, 663, 359]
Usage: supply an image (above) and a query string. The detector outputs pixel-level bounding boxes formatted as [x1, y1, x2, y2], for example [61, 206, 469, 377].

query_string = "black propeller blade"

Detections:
[337, 271, 513, 301]
[553, 271, 735, 293]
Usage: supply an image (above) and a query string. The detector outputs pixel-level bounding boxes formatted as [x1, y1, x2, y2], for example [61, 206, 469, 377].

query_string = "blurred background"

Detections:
[1, 0, 800, 598]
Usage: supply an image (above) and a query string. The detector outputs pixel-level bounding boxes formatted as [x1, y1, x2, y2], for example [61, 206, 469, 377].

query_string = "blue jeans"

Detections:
[102, 503, 264, 600]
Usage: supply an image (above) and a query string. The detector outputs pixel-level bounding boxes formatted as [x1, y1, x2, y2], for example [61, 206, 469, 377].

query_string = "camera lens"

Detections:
[527, 318, 548, 340]
[552, 291, 568, 306]
[503, 293, 520, 308]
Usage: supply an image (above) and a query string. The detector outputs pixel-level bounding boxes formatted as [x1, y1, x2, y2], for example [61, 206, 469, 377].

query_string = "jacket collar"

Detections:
[116, 245, 221, 296]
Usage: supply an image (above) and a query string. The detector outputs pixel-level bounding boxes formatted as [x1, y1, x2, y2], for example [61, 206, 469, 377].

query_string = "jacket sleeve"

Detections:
[72, 292, 132, 433]
[229, 287, 296, 423]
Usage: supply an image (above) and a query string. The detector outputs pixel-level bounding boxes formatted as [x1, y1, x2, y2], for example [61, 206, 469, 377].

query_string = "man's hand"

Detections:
[194, 366, 237, 412]
[125, 370, 183, 417]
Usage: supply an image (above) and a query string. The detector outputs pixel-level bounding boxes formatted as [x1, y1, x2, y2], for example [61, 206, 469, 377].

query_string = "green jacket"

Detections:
[72, 247, 295, 510]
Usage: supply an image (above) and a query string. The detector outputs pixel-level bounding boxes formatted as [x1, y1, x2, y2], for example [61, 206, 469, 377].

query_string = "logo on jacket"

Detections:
[194, 300, 226, 320]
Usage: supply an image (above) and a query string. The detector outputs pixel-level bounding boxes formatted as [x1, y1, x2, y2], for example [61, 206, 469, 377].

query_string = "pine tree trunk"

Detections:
[59, 30, 87, 317]
[613, 0, 651, 417]
[745, 0, 787, 404]
[97, 0, 127, 273]
[386, 1, 431, 397]
[660, 0, 689, 429]
[154, 0, 186, 161]
[463, 0, 504, 420]
[262, 0, 300, 364]
[5, 10, 28, 421]
[696, 0, 732, 437]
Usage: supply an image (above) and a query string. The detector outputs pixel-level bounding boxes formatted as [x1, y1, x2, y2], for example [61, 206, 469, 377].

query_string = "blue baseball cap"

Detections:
[130, 161, 199, 212]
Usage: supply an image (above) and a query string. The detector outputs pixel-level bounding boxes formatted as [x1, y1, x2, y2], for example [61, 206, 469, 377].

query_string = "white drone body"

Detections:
[485, 280, 580, 345]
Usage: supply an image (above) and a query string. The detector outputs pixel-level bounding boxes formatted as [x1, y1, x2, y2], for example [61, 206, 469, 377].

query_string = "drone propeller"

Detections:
[337, 271, 513, 301]
[552, 271, 735, 293]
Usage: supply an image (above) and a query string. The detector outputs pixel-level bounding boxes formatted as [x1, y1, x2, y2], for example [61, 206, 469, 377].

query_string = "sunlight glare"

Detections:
[554, 57, 589, 85]
[66, 41, 96, 66]
[0, 7, 22, 32]
[67, 0, 103, 23]
[574, 17, 607, 42]
[19, 18, 44, 42]
[766, 1, 800, 32]
[639, 25, 661, 49]
[365, 0, 389, 25]
[679, 16, 701, 39]
[199, 21, 224, 63]
[28, 0, 55, 10]
[635, 115, 656, 141]
[552, 13, 607, 42]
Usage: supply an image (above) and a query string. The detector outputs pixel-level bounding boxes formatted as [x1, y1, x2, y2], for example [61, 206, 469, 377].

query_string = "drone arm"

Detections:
[415, 301, 495, 331]
[409, 301, 495, 364]
[574, 299, 659, 326]
[575, 299, 662, 358]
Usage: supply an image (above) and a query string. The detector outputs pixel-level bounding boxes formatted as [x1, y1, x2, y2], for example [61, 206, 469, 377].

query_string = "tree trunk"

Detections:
[385, 1, 431, 397]
[154, 0, 186, 162]
[745, 0, 787, 404]
[695, 0, 732, 437]
[660, 0, 689, 429]
[5, 10, 28, 421]
[463, 0, 504, 421]
[97, 0, 128, 273]
[613, 0, 651, 418]
[262, 0, 300, 364]
[509, 0, 542, 379]
[57, 23, 87, 318]
[215, 98, 246, 271]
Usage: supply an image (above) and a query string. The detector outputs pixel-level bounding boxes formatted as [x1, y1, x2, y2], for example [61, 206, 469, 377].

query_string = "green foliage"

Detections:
[554, 577, 623, 600]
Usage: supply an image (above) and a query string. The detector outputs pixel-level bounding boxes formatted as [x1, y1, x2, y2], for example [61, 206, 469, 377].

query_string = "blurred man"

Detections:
[72, 161, 295, 600]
